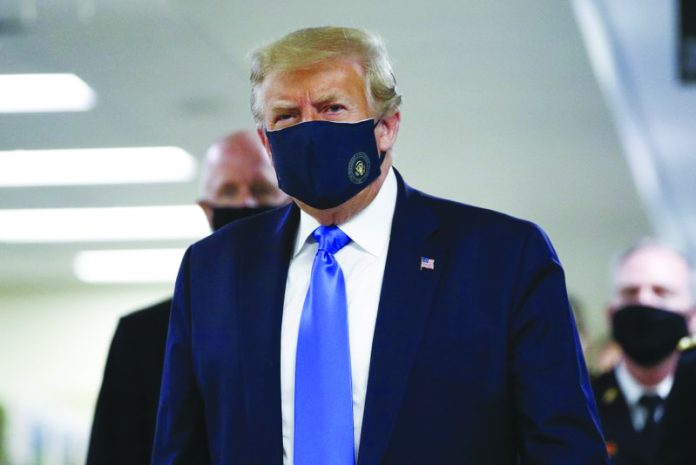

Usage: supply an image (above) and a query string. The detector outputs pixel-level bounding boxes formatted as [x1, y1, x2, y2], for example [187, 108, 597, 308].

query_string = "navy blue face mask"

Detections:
[265, 119, 384, 210]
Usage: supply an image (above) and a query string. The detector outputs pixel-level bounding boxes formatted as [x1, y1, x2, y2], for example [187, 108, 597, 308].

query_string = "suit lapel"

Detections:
[358, 172, 443, 465]
[237, 205, 299, 465]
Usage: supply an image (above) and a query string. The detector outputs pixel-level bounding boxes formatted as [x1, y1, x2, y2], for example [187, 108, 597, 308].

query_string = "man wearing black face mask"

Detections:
[197, 130, 290, 231]
[86, 130, 288, 465]
[592, 241, 696, 465]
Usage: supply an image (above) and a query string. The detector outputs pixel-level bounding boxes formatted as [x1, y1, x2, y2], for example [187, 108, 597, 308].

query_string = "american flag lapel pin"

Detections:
[420, 256, 435, 271]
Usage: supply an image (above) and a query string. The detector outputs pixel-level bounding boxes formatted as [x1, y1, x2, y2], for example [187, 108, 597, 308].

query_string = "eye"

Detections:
[251, 184, 273, 198]
[653, 286, 673, 298]
[214, 185, 239, 203]
[275, 113, 294, 123]
[620, 287, 640, 300]
[220, 185, 238, 198]
[324, 104, 345, 114]
[270, 112, 299, 129]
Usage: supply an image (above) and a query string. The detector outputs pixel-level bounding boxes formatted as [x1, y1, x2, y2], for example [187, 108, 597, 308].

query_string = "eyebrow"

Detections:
[313, 93, 341, 104]
[268, 102, 299, 115]
[268, 93, 350, 114]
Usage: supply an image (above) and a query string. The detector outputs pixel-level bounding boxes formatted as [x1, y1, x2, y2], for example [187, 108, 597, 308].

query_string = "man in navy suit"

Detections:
[152, 26, 607, 465]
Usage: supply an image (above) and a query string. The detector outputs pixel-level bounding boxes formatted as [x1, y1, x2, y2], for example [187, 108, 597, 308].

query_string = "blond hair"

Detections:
[250, 26, 402, 125]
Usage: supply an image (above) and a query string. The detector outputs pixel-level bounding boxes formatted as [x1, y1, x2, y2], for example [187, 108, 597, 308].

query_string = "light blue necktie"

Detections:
[294, 225, 354, 465]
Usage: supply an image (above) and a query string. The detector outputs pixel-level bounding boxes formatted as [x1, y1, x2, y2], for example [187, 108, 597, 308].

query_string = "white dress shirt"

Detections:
[615, 361, 673, 430]
[280, 168, 397, 465]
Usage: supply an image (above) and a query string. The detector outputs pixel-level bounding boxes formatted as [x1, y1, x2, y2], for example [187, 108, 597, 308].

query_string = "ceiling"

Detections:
[2, 0, 688, 334]
[574, 0, 696, 261]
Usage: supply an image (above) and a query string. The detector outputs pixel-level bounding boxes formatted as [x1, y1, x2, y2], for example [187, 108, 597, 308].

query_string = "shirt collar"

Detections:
[615, 361, 674, 406]
[292, 167, 397, 258]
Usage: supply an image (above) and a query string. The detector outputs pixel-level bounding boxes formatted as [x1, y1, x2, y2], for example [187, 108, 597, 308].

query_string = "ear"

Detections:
[257, 127, 273, 162]
[605, 305, 616, 326]
[375, 110, 400, 153]
[197, 200, 214, 230]
[686, 305, 696, 334]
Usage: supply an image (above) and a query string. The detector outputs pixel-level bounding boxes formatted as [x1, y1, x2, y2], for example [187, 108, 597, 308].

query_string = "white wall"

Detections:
[0, 284, 172, 464]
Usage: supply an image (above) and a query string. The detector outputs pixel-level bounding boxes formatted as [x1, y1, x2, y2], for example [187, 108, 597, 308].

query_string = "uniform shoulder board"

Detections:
[602, 387, 619, 405]
[678, 335, 696, 352]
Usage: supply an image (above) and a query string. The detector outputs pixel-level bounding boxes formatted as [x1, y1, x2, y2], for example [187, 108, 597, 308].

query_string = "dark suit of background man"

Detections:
[85, 130, 289, 465]
[591, 241, 696, 465]
[151, 26, 607, 465]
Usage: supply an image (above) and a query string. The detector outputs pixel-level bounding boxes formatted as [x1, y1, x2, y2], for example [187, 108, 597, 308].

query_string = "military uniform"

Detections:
[656, 340, 696, 465]
[593, 341, 696, 465]
[592, 370, 663, 465]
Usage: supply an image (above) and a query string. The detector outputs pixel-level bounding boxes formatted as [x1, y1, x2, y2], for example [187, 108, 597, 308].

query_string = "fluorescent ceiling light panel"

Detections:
[0, 74, 97, 113]
[74, 248, 185, 283]
[0, 206, 209, 243]
[0, 147, 196, 186]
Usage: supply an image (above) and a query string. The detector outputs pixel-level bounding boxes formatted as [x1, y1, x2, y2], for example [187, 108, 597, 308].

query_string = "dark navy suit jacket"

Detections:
[152, 172, 607, 464]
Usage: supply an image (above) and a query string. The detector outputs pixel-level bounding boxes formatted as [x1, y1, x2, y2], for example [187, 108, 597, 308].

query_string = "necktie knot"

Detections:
[638, 393, 664, 431]
[313, 225, 351, 255]
[638, 393, 662, 413]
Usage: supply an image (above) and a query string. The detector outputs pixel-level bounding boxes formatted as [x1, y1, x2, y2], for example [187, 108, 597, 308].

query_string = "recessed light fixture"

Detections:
[0, 73, 97, 113]
[74, 248, 186, 283]
[0, 206, 209, 243]
[0, 147, 197, 186]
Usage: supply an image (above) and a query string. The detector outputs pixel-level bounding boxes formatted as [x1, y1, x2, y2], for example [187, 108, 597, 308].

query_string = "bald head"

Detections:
[198, 130, 288, 227]
[611, 242, 694, 315]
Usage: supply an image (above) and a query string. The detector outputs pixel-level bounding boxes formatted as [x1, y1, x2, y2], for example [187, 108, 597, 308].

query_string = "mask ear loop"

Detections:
[373, 118, 387, 165]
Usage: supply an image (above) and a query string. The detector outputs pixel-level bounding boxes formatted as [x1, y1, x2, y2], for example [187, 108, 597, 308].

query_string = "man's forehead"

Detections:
[261, 60, 366, 100]
[205, 152, 267, 186]
[212, 157, 267, 181]
[620, 246, 689, 272]
[615, 246, 692, 287]
[267, 57, 364, 80]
